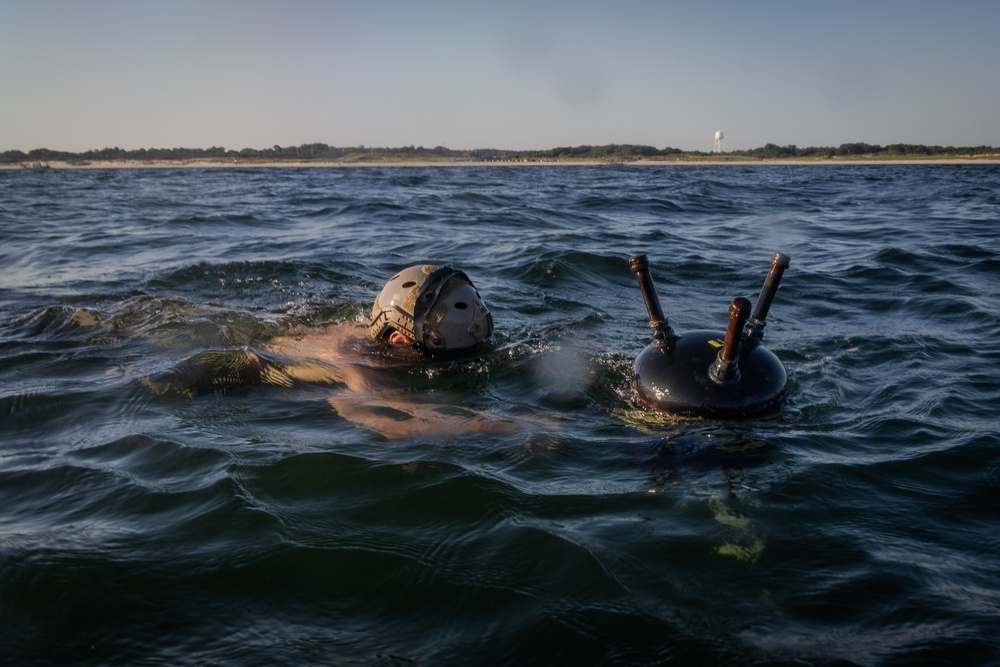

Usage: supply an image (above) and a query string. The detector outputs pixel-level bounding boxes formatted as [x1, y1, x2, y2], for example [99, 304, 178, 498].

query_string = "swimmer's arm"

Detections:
[276, 359, 349, 386]
[141, 347, 352, 398]
[265, 324, 371, 392]
[327, 393, 522, 440]
[141, 347, 280, 398]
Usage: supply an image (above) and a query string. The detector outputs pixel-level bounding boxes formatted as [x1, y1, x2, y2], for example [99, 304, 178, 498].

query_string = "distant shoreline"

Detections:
[3, 157, 999, 170]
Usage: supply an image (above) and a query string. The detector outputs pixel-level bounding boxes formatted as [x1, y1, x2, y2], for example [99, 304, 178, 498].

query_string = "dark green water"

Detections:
[1, 165, 999, 665]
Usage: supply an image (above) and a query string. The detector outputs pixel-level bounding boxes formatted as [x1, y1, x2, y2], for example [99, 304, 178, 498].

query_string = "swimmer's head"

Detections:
[369, 265, 494, 354]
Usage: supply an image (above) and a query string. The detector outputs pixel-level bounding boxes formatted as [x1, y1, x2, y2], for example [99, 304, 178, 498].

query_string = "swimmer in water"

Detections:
[145, 265, 525, 440]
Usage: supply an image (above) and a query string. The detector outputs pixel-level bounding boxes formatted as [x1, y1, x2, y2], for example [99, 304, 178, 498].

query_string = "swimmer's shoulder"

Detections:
[266, 321, 369, 361]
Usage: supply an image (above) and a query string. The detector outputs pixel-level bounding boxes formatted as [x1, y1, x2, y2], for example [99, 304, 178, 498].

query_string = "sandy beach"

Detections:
[4, 157, 999, 169]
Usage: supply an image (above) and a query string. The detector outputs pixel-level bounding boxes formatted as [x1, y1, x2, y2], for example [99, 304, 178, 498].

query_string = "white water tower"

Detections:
[714, 130, 725, 153]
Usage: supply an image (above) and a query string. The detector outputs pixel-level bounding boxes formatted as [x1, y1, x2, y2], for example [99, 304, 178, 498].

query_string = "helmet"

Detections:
[369, 265, 493, 353]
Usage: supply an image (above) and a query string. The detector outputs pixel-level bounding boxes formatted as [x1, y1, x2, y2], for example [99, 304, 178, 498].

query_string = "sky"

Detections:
[2, 0, 998, 153]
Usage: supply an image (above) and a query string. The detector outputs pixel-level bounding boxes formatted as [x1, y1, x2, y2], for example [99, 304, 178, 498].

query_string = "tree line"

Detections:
[736, 142, 998, 159]
[2, 142, 998, 165]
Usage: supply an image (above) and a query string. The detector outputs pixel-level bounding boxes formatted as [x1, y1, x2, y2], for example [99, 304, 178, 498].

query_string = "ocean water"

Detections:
[1, 164, 999, 666]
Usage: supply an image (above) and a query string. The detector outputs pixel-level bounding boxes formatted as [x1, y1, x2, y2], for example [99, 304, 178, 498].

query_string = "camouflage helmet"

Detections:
[369, 265, 493, 352]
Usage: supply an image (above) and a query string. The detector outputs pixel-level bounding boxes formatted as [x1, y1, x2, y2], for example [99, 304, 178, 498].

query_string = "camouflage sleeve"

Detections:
[141, 347, 297, 398]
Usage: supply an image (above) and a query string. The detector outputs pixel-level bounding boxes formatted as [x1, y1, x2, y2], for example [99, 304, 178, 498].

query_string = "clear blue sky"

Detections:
[3, 0, 998, 153]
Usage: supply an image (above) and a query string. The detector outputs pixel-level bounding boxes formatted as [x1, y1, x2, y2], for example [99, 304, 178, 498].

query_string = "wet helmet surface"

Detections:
[369, 265, 493, 352]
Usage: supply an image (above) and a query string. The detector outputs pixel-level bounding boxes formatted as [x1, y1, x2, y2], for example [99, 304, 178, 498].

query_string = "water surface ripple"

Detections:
[1, 165, 999, 666]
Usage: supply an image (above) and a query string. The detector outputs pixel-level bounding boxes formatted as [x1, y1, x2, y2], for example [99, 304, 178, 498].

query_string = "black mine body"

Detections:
[629, 252, 790, 419]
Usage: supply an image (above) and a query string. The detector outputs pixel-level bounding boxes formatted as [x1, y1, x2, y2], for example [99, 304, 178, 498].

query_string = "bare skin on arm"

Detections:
[265, 323, 523, 440]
